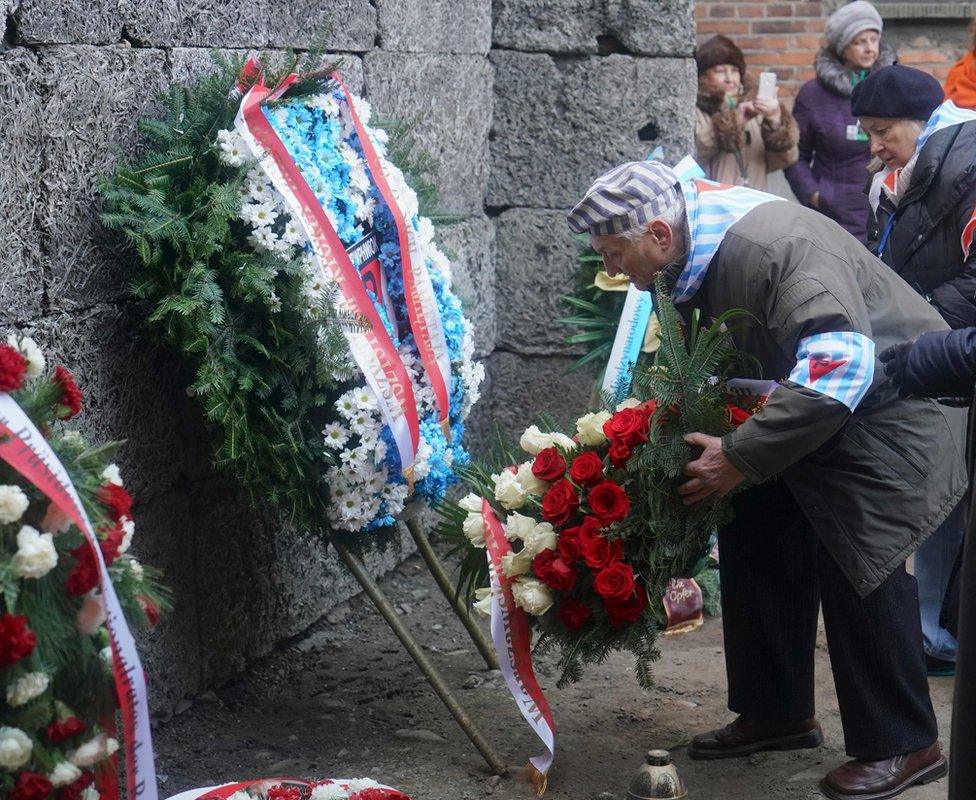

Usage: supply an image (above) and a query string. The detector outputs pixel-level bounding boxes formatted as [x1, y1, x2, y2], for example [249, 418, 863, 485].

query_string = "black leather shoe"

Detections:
[688, 715, 823, 760]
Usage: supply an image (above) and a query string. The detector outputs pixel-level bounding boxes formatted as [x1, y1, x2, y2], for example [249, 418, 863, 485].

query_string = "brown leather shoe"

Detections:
[819, 742, 947, 800]
[688, 715, 823, 760]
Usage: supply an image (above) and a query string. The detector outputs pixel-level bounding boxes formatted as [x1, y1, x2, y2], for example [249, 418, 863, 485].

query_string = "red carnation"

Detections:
[532, 549, 578, 592]
[97, 483, 133, 522]
[569, 451, 604, 487]
[605, 583, 649, 627]
[53, 365, 83, 420]
[138, 595, 160, 627]
[66, 544, 99, 596]
[541, 478, 579, 526]
[557, 598, 592, 632]
[603, 407, 650, 449]
[0, 344, 28, 392]
[532, 447, 567, 482]
[593, 561, 636, 603]
[11, 772, 53, 800]
[267, 787, 301, 800]
[46, 716, 87, 743]
[57, 774, 93, 800]
[0, 613, 37, 666]
[588, 480, 631, 525]
[580, 528, 624, 571]
[727, 404, 751, 427]
[99, 524, 126, 566]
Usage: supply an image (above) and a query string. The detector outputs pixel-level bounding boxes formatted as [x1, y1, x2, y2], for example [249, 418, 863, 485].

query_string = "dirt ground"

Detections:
[152, 553, 955, 800]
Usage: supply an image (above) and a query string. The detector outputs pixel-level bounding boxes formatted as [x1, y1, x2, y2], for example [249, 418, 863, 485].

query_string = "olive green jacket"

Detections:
[672, 202, 967, 597]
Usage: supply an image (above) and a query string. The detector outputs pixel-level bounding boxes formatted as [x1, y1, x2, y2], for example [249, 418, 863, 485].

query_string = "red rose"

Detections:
[557, 517, 598, 562]
[557, 598, 592, 632]
[588, 480, 630, 525]
[605, 583, 649, 627]
[66, 544, 99, 596]
[532, 447, 567, 482]
[580, 528, 623, 571]
[727, 404, 751, 427]
[593, 561, 636, 602]
[532, 549, 577, 592]
[0, 344, 28, 392]
[541, 478, 579, 526]
[0, 613, 37, 666]
[267, 787, 302, 800]
[11, 772, 53, 800]
[46, 717, 87, 743]
[638, 399, 658, 419]
[608, 440, 632, 468]
[569, 451, 604, 487]
[603, 407, 650, 449]
[57, 774, 93, 800]
[53, 365, 83, 420]
[97, 484, 133, 522]
[99, 524, 126, 566]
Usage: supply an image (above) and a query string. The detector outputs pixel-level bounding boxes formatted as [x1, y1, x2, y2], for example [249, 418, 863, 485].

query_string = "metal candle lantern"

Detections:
[626, 749, 688, 800]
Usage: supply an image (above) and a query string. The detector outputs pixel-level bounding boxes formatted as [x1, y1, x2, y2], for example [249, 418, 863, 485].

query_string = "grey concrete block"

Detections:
[364, 52, 492, 215]
[436, 215, 496, 358]
[479, 351, 594, 447]
[118, 0, 269, 49]
[377, 0, 491, 55]
[15, 0, 122, 45]
[492, 0, 695, 57]
[0, 49, 44, 324]
[40, 46, 169, 310]
[168, 48, 365, 95]
[493, 208, 584, 356]
[488, 51, 696, 208]
[266, 0, 377, 52]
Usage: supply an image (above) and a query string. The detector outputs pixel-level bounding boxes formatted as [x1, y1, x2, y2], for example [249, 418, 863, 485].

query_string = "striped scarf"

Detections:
[673, 179, 784, 304]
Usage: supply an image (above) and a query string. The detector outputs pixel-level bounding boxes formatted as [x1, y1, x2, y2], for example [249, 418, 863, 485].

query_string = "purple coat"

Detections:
[785, 45, 897, 243]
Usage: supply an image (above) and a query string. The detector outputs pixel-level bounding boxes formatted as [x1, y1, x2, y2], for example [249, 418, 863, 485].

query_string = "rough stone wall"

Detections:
[0, 0, 695, 713]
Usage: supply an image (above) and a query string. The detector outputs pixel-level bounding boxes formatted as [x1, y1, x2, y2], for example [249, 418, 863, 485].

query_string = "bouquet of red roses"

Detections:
[440, 281, 761, 687]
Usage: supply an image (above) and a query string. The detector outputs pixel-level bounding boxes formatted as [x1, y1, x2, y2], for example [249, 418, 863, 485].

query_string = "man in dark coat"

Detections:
[568, 160, 966, 800]
[879, 330, 976, 800]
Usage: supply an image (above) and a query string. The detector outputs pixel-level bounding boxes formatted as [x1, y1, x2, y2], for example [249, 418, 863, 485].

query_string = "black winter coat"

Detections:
[869, 120, 976, 329]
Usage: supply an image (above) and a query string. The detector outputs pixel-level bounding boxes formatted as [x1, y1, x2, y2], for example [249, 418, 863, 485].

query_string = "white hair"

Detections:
[618, 193, 687, 243]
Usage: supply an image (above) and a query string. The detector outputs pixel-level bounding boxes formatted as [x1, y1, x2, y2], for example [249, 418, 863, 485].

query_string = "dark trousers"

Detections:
[949, 514, 976, 798]
[719, 479, 939, 760]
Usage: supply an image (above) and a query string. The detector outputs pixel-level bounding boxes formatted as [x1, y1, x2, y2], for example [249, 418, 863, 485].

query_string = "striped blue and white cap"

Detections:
[567, 161, 681, 236]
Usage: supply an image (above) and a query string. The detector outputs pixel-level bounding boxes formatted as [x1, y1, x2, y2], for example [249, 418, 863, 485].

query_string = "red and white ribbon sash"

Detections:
[166, 778, 407, 800]
[234, 75, 421, 476]
[0, 394, 156, 800]
[481, 500, 555, 795]
[333, 73, 453, 438]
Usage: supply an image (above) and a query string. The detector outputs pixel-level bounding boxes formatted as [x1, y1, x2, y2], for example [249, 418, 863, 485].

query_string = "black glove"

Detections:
[879, 341, 913, 398]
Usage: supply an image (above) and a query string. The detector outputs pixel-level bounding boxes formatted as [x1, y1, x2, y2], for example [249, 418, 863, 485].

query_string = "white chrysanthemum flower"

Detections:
[306, 93, 341, 117]
[226, 791, 252, 800]
[336, 390, 359, 420]
[282, 219, 306, 246]
[349, 163, 371, 193]
[49, 761, 83, 787]
[416, 216, 436, 247]
[13, 525, 58, 579]
[6, 334, 45, 378]
[347, 779, 380, 792]
[353, 387, 377, 410]
[372, 438, 388, 465]
[127, 558, 144, 582]
[310, 785, 348, 800]
[323, 423, 350, 449]
[240, 201, 279, 228]
[413, 438, 433, 481]
[0, 485, 30, 524]
[0, 727, 32, 769]
[6, 672, 50, 707]
[101, 463, 123, 486]
[350, 96, 373, 125]
[348, 410, 377, 437]
[247, 226, 279, 253]
[216, 128, 248, 167]
[119, 518, 135, 554]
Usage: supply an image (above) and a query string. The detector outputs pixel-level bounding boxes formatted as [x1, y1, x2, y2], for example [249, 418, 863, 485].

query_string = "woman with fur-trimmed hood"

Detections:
[694, 35, 798, 191]
[785, 1, 897, 242]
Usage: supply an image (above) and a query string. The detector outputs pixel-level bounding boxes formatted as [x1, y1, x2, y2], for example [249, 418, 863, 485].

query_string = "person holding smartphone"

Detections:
[785, 1, 896, 243]
[694, 35, 798, 190]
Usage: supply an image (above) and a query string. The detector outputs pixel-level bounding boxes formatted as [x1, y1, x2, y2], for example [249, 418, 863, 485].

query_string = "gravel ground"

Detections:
[153, 553, 954, 800]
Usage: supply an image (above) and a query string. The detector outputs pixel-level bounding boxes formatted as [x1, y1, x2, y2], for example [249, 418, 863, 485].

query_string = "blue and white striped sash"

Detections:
[787, 332, 875, 411]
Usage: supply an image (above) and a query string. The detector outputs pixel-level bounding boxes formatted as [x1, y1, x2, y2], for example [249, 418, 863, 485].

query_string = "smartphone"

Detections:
[757, 72, 778, 101]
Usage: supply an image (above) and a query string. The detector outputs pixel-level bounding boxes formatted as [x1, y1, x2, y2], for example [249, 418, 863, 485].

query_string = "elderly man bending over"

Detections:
[568, 162, 966, 800]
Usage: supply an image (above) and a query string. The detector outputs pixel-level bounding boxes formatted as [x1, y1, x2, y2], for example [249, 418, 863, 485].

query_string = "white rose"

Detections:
[6, 335, 45, 378]
[49, 762, 83, 787]
[504, 512, 537, 542]
[13, 525, 58, 579]
[519, 425, 551, 455]
[493, 471, 527, 510]
[457, 493, 483, 514]
[101, 464, 123, 486]
[462, 513, 486, 548]
[511, 577, 554, 616]
[549, 432, 578, 451]
[576, 411, 611, 447]
[471, 588, 493, 618]
[70, 733, 118, 768]
[0, 726, 32, 769]
[6, 672, 49, 707]
[521, 522, 557, 558]
[310, 786, 348, 800]
[500, 548, 533, 579]
[515, 462, 547, 496]
[616, 397, 641, 411]
[77, 592, 106, 635]
[0, 485, 29, 524]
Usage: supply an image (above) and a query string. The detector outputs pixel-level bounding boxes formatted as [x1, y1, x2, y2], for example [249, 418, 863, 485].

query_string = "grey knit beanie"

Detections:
[825, 1, 883, 54]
